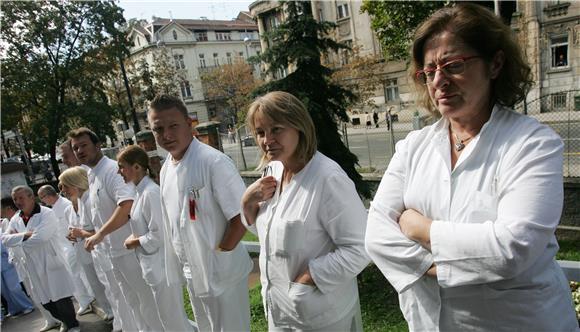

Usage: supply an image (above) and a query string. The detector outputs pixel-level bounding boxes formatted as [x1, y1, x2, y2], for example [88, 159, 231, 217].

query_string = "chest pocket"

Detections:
[274, 219, 306, 257]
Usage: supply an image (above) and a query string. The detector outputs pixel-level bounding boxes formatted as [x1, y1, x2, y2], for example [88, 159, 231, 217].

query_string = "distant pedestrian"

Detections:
[386, 109, 392, 131]
[365, 112, 372, 128]
[373, 110, 379, 128]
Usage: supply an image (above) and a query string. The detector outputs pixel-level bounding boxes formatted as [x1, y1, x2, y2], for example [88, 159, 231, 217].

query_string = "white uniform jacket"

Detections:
[88, 156, 136, 258]
[130, 175, 170, 286]
[80, 187, 114, 271]
[161, 138, 253, 297]
[64, 199, 93, 266]
[243, 152, 370, 330]
[2, 205, 74, 304]
[366, 105, 578, 331]
[52, 196, 72, 241]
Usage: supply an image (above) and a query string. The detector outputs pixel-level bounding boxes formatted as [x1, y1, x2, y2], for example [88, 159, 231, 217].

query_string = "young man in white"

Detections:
[2, 186, 80, 332]
[69, 128, 163, 332]
[149, 94, 253, 331]
[38, 185, 95, 315]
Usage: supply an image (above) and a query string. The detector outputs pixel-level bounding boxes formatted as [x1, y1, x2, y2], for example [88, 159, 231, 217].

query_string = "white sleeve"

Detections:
[22, 211, 59, 248]
[308, 173, 370, 295]
[211, 154, 246, 221]
[365, 136, 433, 293]
[431, 125, 564, 287]
[138, 189, 163, 254]
[107, 168, 135, 205]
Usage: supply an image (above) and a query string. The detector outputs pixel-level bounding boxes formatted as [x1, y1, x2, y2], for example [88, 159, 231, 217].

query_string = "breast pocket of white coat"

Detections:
[468, 190, 498, 223]
[274, 219, 305, 257]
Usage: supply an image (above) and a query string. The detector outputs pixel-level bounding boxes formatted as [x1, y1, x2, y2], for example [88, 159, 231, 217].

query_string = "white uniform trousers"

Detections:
[185, 275, 250, 332]
[93, 257, 137, 332]
[80, 261, 112, 316]
[63, 245, 94, 308]
[267, 298, 362, 332]
[151, 280, 194, 332]
[111, 253, 164, 332]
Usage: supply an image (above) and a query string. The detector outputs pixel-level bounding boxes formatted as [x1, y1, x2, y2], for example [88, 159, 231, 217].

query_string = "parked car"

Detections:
[242, 135, 256, 147]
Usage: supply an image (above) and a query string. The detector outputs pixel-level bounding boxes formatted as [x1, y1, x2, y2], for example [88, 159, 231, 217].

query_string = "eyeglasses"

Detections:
[415, 55, 481, 85]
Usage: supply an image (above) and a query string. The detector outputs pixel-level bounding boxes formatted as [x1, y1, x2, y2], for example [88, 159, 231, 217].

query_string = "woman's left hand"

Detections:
[399, 209, 432, 250]
[293, 268, 316, 286]
[123, 234, 140, 250]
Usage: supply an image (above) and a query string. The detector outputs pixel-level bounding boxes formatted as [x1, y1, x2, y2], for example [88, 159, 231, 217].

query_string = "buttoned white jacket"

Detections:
[244, 152, 370, 330]
[161, 138, 253, 297]
[366, 105, 577, 331]
[2, 206, 74, 304]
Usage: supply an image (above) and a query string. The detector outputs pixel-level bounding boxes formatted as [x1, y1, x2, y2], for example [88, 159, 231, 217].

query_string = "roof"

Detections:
[151, 18, 258, 31]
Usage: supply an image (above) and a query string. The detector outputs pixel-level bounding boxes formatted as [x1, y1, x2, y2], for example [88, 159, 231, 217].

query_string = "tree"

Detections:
[253, 1, 370, 197]
[201, 60, 263, 125]
[1, 1, 127, 178]
[151, 47, 181, 97]
[360, 1, 448, 60]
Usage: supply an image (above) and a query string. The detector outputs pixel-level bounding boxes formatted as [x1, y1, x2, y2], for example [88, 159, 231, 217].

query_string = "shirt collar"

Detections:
[135, 175, 151, 194]
[20, 203, 41, 223]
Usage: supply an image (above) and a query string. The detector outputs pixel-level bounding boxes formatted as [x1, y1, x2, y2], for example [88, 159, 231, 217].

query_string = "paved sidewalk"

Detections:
[1, 305, 112, 332]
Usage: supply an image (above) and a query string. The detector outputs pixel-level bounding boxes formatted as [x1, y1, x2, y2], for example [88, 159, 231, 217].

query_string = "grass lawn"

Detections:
[556, 238, 580, 261]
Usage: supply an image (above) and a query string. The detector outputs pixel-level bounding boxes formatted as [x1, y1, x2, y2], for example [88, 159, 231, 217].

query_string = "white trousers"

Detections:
[185, 276, 250, 332]
[93, 256, 137, 331]
[63, 244, 94, 307]
[267, 298, 363, 332]
[79, 261, 112, 316]
[151, 280, 194, 332]
[111, 253, 164, 332]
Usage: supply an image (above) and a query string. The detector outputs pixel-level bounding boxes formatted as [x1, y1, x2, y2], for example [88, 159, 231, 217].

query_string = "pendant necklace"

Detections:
[453, 133, 473, 152]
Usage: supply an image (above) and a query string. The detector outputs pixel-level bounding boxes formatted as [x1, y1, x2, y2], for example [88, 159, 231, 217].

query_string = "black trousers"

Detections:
[42, 297, 79, 328]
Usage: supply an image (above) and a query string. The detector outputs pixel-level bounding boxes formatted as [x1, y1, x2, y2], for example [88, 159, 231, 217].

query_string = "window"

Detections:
[199, 53, 206, 68]
[318, 8, 324, 21]
[384, 79, 400, 102]
[213, 53, 219, 66]
[216, 32, 232, 41]
[181, 81, 192, 98]
[551, 35, 568, 68]
[173, 54, 185, 69]
[195, 31, 208, 41]
[552, 92, 566, 109]
[136, 37, 141, 46]
[337, 4, 350, 19]
[226, 52, 232, 64]
[239, 51, 244, 57]
[172, 30, 178, 40]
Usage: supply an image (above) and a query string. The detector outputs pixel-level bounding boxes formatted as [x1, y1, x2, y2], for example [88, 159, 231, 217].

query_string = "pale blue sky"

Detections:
[118, 0, 255, 21]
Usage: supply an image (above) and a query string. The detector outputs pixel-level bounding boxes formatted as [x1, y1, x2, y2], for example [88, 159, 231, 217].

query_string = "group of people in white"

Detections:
[1, 4, 578, 332]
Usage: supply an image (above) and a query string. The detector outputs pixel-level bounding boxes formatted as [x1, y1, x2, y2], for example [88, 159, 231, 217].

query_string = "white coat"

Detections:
[243, 152, 370, 330]
[161, 138, 253, 297]
[2, 206, 74, 304]
[130, 175, 166, 286]
[365, 105, 578, 331]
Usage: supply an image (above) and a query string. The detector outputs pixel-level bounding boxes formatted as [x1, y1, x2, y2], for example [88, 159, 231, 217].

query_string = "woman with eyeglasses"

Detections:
[241, 91, 370, 331]
[365, 3, 577, 331]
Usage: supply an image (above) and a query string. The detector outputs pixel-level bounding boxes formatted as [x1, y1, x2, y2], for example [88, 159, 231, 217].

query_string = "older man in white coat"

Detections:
[38, 185, 94, 316]
[149, 94, 253, 332]
[2, 186, 80, 332]
[70, 127, 164, 332]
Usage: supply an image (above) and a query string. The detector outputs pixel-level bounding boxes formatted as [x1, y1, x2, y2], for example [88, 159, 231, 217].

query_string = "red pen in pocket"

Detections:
[188, 187, 200, 221]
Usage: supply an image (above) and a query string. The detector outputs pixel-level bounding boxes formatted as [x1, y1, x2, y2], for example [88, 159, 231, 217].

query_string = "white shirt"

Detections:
[2, 206, 74, 304]
[130, 175, 167, 286]
[51, 196, 72, 237]
[161, 138, 253, 297]
[366, 105, 578, 331]
[80, 190, 113, 271]
[89, 156, 135, 258]
[245, 152, 369, 330]
[63, 198, 93, 265]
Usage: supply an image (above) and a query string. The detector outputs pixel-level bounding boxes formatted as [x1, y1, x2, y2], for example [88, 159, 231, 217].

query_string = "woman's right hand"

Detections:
[241, 176, 277, 226]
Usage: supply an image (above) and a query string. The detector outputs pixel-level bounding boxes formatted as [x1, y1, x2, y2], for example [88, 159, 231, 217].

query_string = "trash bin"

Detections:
[195, 121, 222, 152]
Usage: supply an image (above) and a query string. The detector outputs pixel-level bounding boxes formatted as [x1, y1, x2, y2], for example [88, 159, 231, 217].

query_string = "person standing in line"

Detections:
[69, 128, 163, 332]
[241, 91, 370, 331]
[149, 94, 253, 332]
[365, 4, 577, 331]
[38, 185, 94, 316]
[117, 145, 194, 332]
[2, 186, 80, 332]
[1, 197, 61, 332]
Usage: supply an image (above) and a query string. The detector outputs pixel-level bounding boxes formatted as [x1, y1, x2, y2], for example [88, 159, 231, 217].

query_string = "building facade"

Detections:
[127, 12, 261, 127]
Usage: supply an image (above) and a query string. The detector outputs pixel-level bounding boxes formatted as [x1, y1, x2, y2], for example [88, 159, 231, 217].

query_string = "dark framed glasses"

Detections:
[415, 55, 481, 85]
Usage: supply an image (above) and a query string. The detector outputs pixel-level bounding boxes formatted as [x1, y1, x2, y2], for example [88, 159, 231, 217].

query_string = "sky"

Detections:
[118, 0, 255, 21]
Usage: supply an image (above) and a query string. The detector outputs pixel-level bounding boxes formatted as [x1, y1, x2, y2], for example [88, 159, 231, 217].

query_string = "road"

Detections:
[223, 121, 580, 177]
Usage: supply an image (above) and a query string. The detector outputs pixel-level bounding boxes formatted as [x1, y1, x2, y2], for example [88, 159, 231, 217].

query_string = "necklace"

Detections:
[453, 133, 473, 152]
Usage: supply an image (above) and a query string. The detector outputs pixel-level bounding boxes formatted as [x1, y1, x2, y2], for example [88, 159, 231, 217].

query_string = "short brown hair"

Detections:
[148, 94, 189, 119]
[67, 127, 100, 145]
[117, 145, 152, 176]
[246, 91, 317, 169]
[411, 3, 533, 113]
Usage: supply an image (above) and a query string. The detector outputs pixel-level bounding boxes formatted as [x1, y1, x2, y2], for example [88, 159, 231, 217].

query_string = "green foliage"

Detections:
[152, 47, 181, 97]
[556, 239, 580, 262]
[1, 0, 127, 176]
[252, 1, 370, 197]
[361, 0, 449, 60]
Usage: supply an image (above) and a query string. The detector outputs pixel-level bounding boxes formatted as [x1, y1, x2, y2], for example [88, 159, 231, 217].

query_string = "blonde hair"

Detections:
[246, 91, 317, 169]
[58, 166, 89, 196]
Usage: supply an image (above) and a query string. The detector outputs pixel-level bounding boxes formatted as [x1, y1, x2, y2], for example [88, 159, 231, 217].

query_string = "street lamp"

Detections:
[243, 36, 250, 59]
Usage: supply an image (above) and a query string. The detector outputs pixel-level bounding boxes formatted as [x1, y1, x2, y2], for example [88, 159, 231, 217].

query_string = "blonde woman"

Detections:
[117, 145, 193, 332]
[241, 91, 370, 331]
